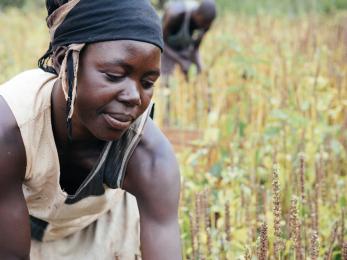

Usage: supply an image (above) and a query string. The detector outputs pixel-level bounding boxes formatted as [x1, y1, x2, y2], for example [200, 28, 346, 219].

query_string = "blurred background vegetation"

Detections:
[1, 0, 347, 14]
[1, 0, 347, 259]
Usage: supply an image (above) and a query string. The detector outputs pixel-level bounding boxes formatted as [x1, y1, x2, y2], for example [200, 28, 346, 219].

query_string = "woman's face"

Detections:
[73, 40, 161, 141]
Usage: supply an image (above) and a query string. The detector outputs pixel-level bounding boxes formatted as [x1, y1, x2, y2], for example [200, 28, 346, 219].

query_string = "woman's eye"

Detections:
[105, 73, 124, 82]
[141, 80, 155, 89]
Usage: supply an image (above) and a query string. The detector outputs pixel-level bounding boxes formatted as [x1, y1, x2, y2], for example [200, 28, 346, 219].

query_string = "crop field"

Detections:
[1, 4, 347, 260]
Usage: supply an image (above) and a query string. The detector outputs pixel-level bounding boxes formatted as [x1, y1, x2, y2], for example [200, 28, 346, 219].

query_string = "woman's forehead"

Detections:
[83, 40, 161, 69]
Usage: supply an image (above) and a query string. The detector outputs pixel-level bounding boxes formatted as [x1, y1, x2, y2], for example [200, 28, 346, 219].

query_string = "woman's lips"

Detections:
[103, 113, 132, 130]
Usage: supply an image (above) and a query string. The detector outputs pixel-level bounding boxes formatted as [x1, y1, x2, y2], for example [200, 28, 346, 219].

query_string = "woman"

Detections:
[0, 0, 181, 259]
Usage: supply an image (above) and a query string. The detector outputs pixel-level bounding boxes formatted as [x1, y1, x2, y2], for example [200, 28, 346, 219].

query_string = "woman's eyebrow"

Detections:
[102, 59, 133, 70]
[99, 58, 160, 76]
[102, 59, 160, 76]
[143, 70, 160, 77]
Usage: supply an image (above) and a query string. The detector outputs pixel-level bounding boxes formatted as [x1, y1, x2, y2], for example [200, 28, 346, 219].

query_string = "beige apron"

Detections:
[0, 69, 151, 259]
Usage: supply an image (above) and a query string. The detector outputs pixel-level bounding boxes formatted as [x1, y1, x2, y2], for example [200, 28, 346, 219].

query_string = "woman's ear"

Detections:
[52, 46, 68, 74]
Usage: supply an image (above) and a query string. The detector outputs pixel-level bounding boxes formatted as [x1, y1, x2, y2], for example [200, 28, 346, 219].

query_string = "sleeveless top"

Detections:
[0, 69, 152, 242]
[166, 1, 204, 51]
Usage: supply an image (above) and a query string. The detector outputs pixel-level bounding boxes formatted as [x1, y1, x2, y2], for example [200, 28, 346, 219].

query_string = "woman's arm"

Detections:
[124, 119, 182, 260]
[0, 96, 30, 259]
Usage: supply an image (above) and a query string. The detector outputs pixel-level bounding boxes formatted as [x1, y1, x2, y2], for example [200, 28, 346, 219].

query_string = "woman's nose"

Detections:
[118, 80, 141, 106]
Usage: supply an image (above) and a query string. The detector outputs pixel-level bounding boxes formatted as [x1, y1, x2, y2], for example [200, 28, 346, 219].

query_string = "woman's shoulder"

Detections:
[0, 69, 57, 126]
[138, 118, 177, 167]
[0, 69, 56, 100]
[0, 69, 55, 88]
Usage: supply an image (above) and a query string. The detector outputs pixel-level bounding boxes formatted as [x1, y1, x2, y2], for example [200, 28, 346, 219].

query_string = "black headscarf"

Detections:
[39, 0, 163, 74]
[52, 0, 163, 51]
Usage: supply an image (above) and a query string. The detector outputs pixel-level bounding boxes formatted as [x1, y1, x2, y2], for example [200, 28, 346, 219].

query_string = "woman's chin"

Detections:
[93, 128, 127, 142]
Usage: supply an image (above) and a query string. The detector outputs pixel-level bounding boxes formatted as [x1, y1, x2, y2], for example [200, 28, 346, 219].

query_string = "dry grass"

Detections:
[1, 8, 347, 259]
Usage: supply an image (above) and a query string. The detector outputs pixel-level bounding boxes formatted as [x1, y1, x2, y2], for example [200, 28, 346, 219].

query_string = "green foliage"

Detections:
[215, 0, 347, 15]
[0, 0, 44, 10]
[0, 0, 25, 9]
[0, 8, 48, 82]
[151, 0, 167, 9]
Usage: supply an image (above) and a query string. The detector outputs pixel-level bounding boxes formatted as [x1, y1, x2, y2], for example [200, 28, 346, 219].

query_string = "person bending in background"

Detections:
[0, 0, 181, 259]
[161, 0, 217, 81]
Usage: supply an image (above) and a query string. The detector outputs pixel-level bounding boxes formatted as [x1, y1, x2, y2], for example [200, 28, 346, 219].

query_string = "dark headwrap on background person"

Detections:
[38, 0, 163, 139]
